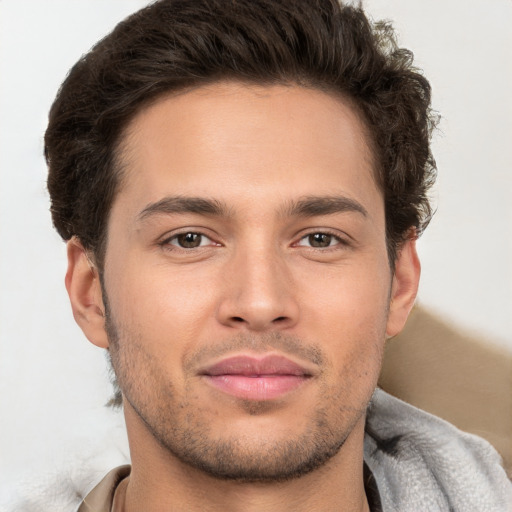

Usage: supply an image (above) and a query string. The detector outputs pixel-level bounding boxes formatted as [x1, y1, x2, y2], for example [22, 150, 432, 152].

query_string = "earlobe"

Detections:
[386, 238, 421, 338]
[65, 238, 109, 349]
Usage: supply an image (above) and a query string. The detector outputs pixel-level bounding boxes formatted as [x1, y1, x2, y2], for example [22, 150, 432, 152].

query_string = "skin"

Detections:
[66, 82, 420, 511]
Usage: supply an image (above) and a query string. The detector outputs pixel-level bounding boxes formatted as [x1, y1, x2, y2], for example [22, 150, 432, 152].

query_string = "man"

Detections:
[42, 0, 511, 510]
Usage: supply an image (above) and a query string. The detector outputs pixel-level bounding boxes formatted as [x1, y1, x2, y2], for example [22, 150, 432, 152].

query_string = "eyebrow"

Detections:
[137, 196, 229, 222]
[136, 194, 368, 222]
[283, 196, 368, 218]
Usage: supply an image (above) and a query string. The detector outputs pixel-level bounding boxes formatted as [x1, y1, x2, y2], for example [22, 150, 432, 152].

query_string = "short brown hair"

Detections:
[45, 0, 437, 266]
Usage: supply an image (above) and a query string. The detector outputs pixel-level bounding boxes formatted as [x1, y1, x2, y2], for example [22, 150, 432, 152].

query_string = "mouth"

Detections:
[199, 354, 314, 400]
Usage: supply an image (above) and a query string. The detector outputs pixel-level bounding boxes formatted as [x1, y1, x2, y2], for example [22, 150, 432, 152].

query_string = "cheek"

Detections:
[297, 260, 390, 367]
[105, 259, 221, 354]
[298, 259, 391, 328]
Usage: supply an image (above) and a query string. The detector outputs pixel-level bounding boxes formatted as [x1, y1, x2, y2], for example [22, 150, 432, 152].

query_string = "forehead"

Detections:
[114, 82, 381, 219]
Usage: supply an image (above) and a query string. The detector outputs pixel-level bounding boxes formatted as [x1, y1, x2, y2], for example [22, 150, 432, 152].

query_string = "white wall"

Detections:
[1, 0, 511, 497]
[364, 0, 512, 349]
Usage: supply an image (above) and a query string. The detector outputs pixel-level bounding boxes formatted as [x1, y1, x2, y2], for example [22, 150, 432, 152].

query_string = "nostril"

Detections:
[273, 316, 287, 323]
[232, 316, 245, 323]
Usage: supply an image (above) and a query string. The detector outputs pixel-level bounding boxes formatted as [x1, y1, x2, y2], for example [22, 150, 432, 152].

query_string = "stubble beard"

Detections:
[103, 300, 380, 483]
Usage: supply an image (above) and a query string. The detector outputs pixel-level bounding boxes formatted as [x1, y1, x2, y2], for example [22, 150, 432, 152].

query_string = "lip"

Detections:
[199, 354, 313, 400]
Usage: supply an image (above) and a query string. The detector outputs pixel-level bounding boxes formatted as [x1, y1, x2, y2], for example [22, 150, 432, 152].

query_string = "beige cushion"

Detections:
[379, 306, 512, 476]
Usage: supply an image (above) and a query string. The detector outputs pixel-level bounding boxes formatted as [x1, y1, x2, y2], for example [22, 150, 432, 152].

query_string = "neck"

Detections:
[121, 405, 370, 512]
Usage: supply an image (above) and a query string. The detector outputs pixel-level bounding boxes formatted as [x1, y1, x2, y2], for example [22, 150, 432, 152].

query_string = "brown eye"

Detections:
[173, 233, 205, 248]
[308, 233, 334, 248]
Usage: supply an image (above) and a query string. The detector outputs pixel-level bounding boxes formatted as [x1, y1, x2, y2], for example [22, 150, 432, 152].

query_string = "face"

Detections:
[68, 82, 419, 482]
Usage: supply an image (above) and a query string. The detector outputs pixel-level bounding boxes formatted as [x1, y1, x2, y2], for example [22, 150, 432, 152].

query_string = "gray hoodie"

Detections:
[365, 389, 512, 511]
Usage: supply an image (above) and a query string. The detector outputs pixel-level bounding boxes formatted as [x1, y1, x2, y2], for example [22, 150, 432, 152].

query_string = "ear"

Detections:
[65, 238, 109, 348]
[386, 238, 421, 338]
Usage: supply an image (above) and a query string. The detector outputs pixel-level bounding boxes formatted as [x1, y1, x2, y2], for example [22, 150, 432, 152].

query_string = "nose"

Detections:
[216, 247, 299, 332]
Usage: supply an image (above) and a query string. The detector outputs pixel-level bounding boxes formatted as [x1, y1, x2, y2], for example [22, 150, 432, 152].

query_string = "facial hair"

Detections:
[103, 295, 380, 483]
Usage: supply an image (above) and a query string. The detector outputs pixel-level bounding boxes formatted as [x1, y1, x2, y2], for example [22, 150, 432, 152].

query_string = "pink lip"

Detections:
[200, 355, 313, 400]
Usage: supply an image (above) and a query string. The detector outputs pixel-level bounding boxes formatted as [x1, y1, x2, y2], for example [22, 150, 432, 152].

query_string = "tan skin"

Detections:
[66, 82, 420, 511]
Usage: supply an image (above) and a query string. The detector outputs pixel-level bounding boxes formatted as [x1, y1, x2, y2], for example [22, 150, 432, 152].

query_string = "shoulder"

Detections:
[1, 410, 129, 512]
[365, 388, 512, 512]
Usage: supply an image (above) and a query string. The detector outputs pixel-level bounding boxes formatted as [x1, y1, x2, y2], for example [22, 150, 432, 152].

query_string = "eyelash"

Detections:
[294, 230, 350, 250]
[158, 229, 350, 252]
[159, 231, 218, 250]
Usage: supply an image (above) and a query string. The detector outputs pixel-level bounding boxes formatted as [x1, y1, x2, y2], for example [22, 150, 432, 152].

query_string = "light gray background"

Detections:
[1, 0, 511, 497]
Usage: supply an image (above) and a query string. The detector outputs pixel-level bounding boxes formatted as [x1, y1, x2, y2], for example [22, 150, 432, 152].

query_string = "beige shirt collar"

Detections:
[77, 465, 130, 512]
